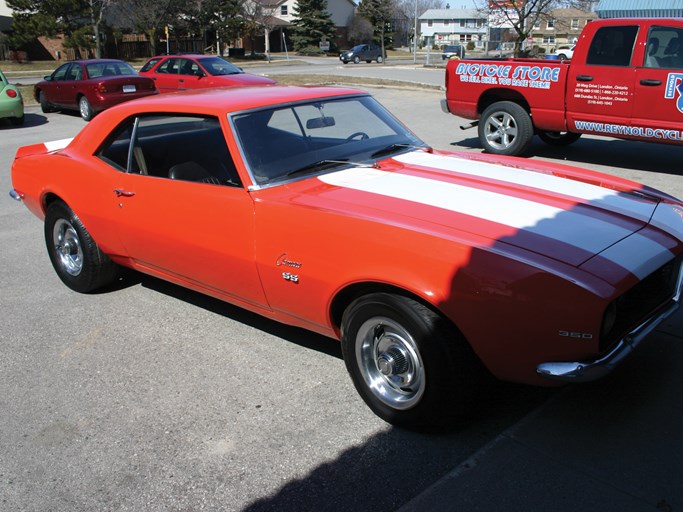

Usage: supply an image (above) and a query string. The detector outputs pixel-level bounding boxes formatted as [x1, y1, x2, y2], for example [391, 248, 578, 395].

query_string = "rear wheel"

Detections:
[377, 55, 384, 63]
[341, 293, 482, 428]
[478, 101, 533, 156]
[538, 131, 581, 146]
[79, 96, 94, 121]
[44, 201, 118, 293]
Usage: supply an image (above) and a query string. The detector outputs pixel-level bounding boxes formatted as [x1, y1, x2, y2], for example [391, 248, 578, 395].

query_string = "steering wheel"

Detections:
[346, 132, 369, 142]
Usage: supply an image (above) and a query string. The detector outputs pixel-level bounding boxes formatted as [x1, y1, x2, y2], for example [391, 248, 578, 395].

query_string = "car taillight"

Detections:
[96, 84, 109, 93]
[6, 89, 17, 98]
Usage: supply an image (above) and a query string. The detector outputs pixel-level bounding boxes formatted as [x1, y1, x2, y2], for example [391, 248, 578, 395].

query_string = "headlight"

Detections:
[346, 52, 353, 57]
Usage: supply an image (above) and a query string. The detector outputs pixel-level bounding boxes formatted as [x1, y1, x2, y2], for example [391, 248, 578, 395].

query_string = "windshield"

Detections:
[198, 57, 243, 76]
[231, 95, 426, 187]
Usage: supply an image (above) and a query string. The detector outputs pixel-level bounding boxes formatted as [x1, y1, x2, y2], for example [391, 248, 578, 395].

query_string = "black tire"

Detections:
[79, 96, 95, 121]
[353, 56, 360, 64]
[558, 53, 569, 61]
[377, 55, 384, 64]
[538, 131, 581, 146]
[44, 201, 118, 293]
[478, 101, 534, 156]
[341, 293, 482, 428]
[39, 90, 54, 113]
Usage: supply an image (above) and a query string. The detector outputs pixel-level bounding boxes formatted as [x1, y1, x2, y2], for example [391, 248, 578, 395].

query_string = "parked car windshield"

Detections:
[86, 61, 138, 78]
[231, 95, 426, 187]
[198, 57, 243, 76]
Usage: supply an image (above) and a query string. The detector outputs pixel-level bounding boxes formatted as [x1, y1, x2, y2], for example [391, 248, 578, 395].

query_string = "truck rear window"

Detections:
[587, 25, 638, 67]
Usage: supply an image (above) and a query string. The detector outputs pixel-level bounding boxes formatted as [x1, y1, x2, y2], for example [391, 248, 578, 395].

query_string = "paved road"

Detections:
[1, 87, 682, 512]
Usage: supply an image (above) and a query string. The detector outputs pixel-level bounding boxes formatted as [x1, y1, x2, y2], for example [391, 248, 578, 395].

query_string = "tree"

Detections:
[290, 0, 337, 52]
[357, 0, 394, 57]
[7, 0, 88, 51]
[187, 0, 243, 55]
[241, 0, 279, 58]
[347, 15, 373, 45]
[110, 0, 184, 56]
[475, 0, 586, 57]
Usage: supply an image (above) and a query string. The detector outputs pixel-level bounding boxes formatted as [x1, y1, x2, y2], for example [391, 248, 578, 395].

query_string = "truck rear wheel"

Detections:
[538, 131, 582, 146]
[479, 101, 533, 156]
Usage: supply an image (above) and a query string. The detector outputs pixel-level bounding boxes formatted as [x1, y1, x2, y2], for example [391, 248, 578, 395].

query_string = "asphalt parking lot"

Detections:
[1, 88, 682, 512]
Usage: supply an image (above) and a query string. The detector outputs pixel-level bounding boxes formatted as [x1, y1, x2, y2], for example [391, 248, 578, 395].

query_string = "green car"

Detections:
[0, 69, 24, 126]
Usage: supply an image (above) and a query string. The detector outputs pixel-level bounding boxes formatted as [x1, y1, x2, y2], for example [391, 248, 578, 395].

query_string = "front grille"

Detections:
[601, 253, 683, 352]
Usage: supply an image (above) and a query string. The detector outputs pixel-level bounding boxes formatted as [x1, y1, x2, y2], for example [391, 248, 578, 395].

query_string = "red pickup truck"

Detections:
[442, 18, 683, 155]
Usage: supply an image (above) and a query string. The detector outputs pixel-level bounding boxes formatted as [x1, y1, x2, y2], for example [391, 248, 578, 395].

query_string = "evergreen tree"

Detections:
[290, 0, 337, 52]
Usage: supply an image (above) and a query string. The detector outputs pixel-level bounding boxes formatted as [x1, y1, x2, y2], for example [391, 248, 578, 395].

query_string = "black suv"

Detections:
[340, 44, 384, 64]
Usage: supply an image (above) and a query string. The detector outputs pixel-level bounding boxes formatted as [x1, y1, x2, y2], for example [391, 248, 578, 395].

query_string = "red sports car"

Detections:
[34, 59, 157, 121]
[9, 86, 683, 427]
[139, 54, 276, 93]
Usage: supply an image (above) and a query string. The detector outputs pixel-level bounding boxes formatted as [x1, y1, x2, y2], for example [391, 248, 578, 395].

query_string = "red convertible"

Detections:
[34, 59, 157, 121]
[9, 86, 683, 427]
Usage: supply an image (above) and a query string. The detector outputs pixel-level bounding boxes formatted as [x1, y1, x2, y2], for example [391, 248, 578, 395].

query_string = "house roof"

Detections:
[419, 9, 486, 21]
[595, 0, 683, 18]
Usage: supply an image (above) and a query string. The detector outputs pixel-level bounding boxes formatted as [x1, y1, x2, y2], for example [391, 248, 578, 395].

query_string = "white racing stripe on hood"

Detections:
[651, 203, 683, 242]
[319, 168, 634, 255]
[593, 233, 674, 279]
[393, 152, 657, 222]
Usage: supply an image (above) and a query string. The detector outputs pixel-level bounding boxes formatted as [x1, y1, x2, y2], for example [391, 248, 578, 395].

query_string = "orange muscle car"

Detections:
[9, 86, 683, 427]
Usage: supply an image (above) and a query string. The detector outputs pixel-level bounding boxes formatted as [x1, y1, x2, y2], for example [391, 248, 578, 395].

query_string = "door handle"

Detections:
[114, 189, 135, 197]
[576, 75, 593, 81]
[640, 79, 662, 86]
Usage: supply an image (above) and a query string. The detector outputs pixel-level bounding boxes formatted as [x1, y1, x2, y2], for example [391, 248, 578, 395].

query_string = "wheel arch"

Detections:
[477, 89, 531, 117]
[330, 281, 461, 338]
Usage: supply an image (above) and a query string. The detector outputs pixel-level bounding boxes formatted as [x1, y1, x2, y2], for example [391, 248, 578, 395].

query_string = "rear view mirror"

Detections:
[306, 116, 336, 129]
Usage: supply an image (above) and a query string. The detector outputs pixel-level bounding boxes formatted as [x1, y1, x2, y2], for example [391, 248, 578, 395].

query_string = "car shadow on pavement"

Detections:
[0, 112, 49, 128]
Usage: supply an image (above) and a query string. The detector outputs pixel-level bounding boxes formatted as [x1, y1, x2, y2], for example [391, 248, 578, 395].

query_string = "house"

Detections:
[530, 8, 596, 51]
[418, 9, 487, 49]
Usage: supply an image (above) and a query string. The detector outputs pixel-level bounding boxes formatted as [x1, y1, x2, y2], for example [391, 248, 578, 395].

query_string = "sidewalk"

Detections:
[400, 307, 683, 512]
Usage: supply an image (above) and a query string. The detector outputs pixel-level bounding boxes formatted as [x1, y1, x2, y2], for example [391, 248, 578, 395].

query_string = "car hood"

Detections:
[310, 150, 682, 276]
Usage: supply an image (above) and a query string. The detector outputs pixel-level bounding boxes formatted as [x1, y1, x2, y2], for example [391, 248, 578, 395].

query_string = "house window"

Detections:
[444, 19, 449, 26]
[571, 19, 579, 29]
[428, 20, 433, 27]
[543, 35, 556, 44]
[533, 20, 541, 30]
[281, 5, 287, 15]
[547, 19, 555, 29]
[460, 20, 465, 27]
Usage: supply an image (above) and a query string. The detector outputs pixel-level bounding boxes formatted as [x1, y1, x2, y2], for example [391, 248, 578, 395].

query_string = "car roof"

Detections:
[95, 85, 368, 119]
[66, 59, 126, 65]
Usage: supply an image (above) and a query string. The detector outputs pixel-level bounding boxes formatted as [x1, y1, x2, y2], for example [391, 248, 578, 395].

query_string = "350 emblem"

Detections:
[282, 272, 299, 283]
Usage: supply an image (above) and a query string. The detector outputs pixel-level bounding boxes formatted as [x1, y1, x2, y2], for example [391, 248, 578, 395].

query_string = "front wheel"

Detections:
[353, 56, 360, 64]
[79, 96, 95, 121]
[538, 131, 581, 146]
[478, 101, 533, 156]
[45, 201, 118, 293]
[341, 293, 482, 428]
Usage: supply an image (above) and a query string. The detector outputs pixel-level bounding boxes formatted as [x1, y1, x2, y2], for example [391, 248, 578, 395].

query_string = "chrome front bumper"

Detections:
[537, 266, 683, 382]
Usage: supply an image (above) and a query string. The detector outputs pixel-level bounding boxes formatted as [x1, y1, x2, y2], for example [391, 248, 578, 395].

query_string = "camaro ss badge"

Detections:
[276, 253, 302, 269]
